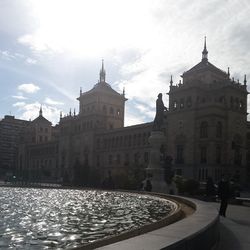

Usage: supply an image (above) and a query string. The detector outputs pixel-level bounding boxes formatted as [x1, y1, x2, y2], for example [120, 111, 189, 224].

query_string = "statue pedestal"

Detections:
[146, 131, 176, 194]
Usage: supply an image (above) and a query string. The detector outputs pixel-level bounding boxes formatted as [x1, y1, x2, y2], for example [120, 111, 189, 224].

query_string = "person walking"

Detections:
[218, 174, 231, 217]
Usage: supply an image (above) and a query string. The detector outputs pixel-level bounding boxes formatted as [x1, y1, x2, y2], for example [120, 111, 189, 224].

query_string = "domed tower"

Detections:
[77, 60, 127, 130]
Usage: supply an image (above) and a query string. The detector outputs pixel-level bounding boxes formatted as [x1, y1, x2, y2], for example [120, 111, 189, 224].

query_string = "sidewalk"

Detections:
[211, 202, 250, 250]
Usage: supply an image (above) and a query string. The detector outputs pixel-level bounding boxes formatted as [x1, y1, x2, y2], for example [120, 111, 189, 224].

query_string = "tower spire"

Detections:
[99, 59, 106, 83]
[202, 36, 208, 62]
[244, 74, 247, 86]
[39, 105, 43, 116]
[170, 75, 173, 87]
[227, 67, 230, 79]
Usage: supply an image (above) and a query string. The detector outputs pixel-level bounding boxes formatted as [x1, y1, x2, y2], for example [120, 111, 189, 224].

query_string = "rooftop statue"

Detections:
[153, 93, 167, 131]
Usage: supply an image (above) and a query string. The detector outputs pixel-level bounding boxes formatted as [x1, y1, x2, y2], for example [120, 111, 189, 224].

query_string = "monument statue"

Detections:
[145, 93, 176, 194]
[153, 93, 167, 131]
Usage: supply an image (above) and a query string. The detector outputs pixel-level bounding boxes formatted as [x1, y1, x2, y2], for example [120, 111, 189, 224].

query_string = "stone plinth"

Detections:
[146, 131, 170, 193]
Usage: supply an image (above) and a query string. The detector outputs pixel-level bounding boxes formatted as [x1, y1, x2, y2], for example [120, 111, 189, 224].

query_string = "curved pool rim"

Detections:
[85, 193, 219, 250]
[73, 190, 187, 250]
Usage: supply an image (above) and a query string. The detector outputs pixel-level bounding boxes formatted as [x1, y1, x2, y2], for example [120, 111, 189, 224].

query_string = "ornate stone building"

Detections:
[16, 40, 250, 186]
[167, 39, 248, 183]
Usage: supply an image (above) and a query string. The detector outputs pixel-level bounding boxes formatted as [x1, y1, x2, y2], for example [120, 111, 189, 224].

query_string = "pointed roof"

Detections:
[78, 60, 127, 100]
[183, 37, 227, 78]
[31, 107, 52, 125]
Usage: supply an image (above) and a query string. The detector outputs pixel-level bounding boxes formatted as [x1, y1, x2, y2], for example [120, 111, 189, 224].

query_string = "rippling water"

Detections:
[0, 187, 176, 249]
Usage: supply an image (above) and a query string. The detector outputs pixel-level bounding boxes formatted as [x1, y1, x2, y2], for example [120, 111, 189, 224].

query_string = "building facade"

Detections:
[14, 41, 250, 186]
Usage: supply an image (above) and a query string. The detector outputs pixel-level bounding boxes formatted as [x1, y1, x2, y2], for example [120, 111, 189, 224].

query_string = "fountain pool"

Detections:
[0, 187, 177, 249]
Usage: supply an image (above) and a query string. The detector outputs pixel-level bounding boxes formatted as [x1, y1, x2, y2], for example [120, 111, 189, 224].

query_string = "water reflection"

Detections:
[0, 187, 176, 249]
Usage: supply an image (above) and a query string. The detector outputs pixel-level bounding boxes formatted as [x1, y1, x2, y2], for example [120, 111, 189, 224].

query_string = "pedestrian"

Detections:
[218, 174, 231, 217]
[206, 177, 215, 199]
[144, 179, 152, 192]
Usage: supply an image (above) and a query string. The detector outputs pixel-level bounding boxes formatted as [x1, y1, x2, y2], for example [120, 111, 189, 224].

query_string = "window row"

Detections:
[175, 144, 223, 164]
[97, 152, 149, 166]
[97, 132, 151, 149]
[200, 121, 222, 138]
[81, 104, 121, 116]
[172, 96, 246, 111]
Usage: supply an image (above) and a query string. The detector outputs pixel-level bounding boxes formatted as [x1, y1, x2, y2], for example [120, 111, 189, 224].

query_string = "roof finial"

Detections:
[69, 108, 72, 116]
[227, 67, 230, 79]
[170, 75, 173, 87]
[123, 86, 125, 96]
[73, 108, 76, 116]
[244, 74, 247, 86]
[80, 87, 82, 95]
[60, 111, 62, 119]
[99, 59, 106, 83]
[202, 36, 208, 62]
[39, 105, 43, 116]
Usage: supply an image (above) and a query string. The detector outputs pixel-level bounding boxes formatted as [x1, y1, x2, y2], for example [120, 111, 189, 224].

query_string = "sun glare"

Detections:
[27, 0, 155, 58]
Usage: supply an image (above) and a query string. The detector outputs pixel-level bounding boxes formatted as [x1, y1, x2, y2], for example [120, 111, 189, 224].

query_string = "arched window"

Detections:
[103, 105, 107, 113]
[216, 122, 222, 138]
[200, 146, 207, 163]
[173, 100, 178, 110]
[110, 107, 114, 114]
[180, 98, 184, 109]
[187, 96, 192, 107]
[200, 121, 208, 138]
[216, 145, 221, 164]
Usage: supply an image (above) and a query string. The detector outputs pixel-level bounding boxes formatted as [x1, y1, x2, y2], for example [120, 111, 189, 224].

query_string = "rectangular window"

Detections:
[144, 152, 149, 163]
[109, 155, 112, 165]
[200, 146, 207, 164]
[176, 145, 184, 164]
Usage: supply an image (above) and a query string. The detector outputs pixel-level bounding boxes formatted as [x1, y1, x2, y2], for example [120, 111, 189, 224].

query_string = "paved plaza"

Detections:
[211, 201, 250, 250]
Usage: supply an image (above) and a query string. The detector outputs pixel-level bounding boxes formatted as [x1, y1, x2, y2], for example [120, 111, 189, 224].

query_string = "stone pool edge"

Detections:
[78, 193, 219, 250]
[72, 192, 196, 250]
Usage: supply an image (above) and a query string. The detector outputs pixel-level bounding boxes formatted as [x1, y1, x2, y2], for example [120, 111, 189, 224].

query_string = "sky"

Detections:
[0, 0, 250, 126]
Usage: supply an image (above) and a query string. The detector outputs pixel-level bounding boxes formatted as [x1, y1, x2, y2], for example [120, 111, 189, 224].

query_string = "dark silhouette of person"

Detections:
[153, 93, 167, 131]
[218, 174, 231, 217]
[144, 179, 152, 192]
[206, 177, 215, 198]
[102, 171, 115, 189]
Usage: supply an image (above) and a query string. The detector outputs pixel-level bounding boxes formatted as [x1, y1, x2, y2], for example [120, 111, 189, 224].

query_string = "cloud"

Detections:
[25, 57, 37, 64]
[13, 102, 26, 107]
[44, 97, 64, 105]
[18, 102, 61, 125]
[18, 83, 40, 94]
[12, 95, 27, 100]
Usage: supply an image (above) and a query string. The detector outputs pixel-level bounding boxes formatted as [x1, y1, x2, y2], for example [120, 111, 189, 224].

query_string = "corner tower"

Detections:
[167, 38, 248, 183]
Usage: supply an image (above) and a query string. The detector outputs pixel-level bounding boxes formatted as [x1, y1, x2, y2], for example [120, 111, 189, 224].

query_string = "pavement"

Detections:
[211, 201, 250, 250]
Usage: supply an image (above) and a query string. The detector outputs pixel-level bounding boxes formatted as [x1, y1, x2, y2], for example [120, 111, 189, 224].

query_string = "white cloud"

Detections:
[12, 95, 27, 100]
[44, 97, 64, 105]
[18, 102, 61, 125]
[18, 83, 40, 94]
[13, 102, 26, 107]
[25, 57, 37, 64]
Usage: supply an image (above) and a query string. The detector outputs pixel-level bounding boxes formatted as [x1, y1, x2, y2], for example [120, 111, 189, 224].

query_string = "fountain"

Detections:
[0, 187, 178, 249]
